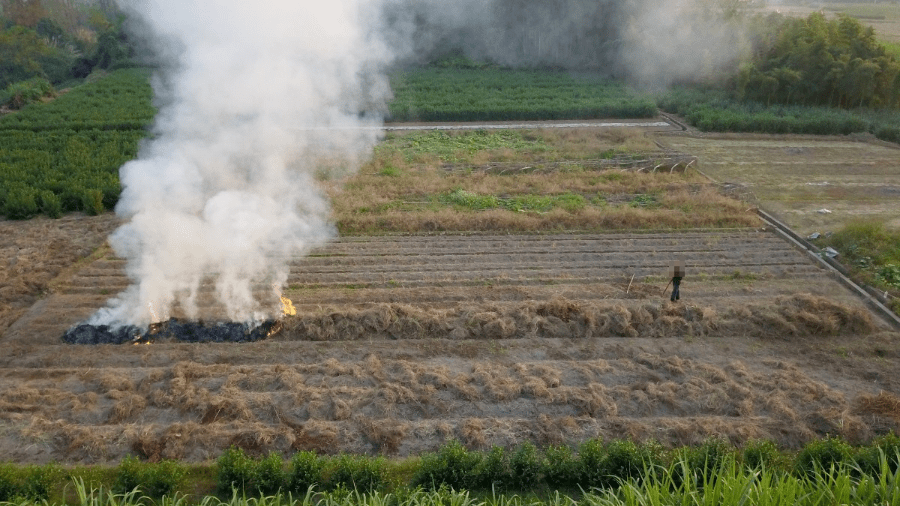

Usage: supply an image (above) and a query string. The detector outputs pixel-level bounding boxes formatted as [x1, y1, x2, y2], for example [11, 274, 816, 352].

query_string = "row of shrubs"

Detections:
[658, 86, 900, 142]
[1, 435, 898, 502]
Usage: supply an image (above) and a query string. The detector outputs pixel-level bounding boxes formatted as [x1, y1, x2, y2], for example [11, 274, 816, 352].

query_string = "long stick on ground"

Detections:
[626, 274, 635, 294]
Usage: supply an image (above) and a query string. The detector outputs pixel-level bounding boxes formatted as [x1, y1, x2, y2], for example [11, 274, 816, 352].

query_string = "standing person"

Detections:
[668, 261, 684, 302]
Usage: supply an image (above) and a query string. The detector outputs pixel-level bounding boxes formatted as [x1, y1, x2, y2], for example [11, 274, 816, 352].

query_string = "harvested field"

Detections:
[1, 227, 898, 464]
[659, 134, 900, 234]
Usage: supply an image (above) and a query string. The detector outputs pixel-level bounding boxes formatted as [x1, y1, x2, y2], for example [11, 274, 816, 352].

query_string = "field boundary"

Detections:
[757, 208, 900, 330]
[688, 154, 900, 330]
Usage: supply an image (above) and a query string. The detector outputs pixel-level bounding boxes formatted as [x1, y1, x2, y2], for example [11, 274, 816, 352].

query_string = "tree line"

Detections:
[734, 12, 900, 109]
[1, 0, 133, 107]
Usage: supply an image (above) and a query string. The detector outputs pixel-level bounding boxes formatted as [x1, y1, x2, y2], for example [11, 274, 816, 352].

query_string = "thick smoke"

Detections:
[94, 0, 746, 327]
[92, 0, 392, 327]
[382, 0, 749, 88]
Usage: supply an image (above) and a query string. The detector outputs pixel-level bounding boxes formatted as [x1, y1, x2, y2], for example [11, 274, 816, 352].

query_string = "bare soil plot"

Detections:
[0, 215, 119, 336]
[657, 134, 900, 234]
[1, 229, 898, 464]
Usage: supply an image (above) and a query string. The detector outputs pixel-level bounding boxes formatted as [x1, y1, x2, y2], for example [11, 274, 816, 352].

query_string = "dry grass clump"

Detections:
[359, 417, 408, 455]
[282, 294, 869, 341]
[855, 391, 900, 428]
[730, 293, 876, 338]
[336, 204, 759, 234]
[292, 421, 339, 454]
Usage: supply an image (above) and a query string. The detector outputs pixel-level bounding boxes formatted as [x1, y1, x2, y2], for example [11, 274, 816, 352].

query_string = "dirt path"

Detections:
[1, 229, 898, 464]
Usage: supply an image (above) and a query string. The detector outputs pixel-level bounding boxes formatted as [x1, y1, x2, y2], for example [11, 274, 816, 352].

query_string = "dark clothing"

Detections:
[670, 276, 682, 302]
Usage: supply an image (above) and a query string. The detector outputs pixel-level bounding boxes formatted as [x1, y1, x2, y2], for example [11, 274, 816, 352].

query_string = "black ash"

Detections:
[62, 319, 283, 344]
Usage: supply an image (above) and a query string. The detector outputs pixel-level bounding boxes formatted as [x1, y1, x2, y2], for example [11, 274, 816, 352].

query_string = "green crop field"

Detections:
[389, 67, 657, 122]
[0, 66, 662, 220]
[0, 68, 154, 219]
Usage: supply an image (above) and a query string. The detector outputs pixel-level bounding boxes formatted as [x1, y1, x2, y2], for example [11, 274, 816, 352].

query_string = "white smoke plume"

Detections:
[92, 0, 392, 327]
[381, 0, 752, 89]
[92, 0, 749, 327]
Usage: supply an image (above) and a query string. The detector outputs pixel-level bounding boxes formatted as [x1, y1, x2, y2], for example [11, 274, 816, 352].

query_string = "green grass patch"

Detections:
[377, 129, 551, 164]
[408, 189, 589, 214]
[389, 67, 657, 122]
[816, 221, 900, 312]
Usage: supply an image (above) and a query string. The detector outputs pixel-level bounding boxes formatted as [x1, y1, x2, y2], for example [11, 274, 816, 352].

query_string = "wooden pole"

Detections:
[626, 274, 635, 294]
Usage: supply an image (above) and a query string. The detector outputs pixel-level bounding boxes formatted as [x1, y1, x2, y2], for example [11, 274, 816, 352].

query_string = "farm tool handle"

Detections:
[662, 279, 672, 295]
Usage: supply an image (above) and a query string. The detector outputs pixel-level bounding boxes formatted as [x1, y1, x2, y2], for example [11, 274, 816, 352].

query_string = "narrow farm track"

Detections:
[1, 229, 899, 464]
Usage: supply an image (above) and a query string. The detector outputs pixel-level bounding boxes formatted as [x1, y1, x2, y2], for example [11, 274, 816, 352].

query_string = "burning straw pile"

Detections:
[62, 319, 283, 345]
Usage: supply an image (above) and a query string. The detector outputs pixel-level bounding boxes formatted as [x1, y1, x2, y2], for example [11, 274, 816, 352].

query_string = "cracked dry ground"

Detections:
[1, 223, 899, 464]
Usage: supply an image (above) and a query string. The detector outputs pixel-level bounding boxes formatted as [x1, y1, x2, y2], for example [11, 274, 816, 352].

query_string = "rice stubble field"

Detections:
[0, 127, 899, 465]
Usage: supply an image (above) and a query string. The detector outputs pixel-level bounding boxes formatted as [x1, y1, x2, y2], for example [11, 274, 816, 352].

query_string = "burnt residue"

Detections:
[62, 319, 283, 345]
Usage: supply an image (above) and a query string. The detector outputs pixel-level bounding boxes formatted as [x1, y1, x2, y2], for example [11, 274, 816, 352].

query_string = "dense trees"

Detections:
[1, 0, 48, 28]
[0, 0, 134, 105]
[737, 13, 900, 108]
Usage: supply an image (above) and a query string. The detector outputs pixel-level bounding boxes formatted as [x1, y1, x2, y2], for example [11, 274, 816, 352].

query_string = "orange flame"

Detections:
[280, 295, 296, 317]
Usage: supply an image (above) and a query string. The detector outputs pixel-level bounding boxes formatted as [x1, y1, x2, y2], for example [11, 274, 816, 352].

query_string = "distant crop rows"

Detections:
[389, 68, 657, 122]
[1, 67, 658, 220]
[0, 69, 154, 219]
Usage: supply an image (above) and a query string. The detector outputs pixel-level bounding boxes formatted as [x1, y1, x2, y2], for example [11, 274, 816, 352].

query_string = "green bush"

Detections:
[82, 188, 105, 215]
[687, 437, 735, 478]
[543, 445, 579, 489]
[288, 451, 324, 494]
[794, 437, 853, 477]
[324, 454, 386, 493]
[3, 77, 54, 110]
[742, 439, 781, 470]
[113, 456, 183, 498]
[39, 190, 62, 218]
[508, 442, 542, 490]
[602, 439, 650, 487]
[2, 186, 39, 219]
[0, 463, 60, 502]
[412, 440, 481, 491]
[216, 447, 257, 495]
[145, 460, 186, 499]
[0, 464, 14, 502]
[855, 433, 900, 476]
[577, 438, 606, 488]
[113, 455, 143, 494]
[472, 446, 507, 490]
[255, 452, 285, 495]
